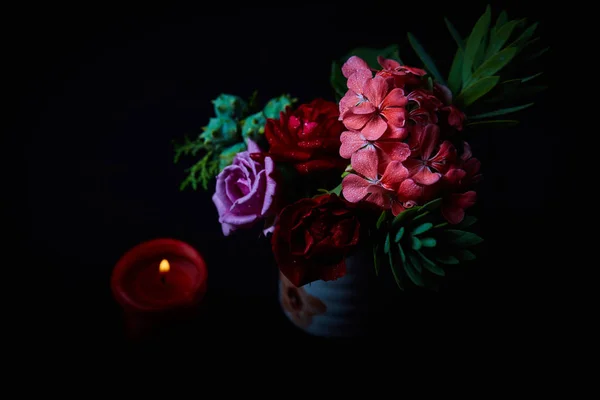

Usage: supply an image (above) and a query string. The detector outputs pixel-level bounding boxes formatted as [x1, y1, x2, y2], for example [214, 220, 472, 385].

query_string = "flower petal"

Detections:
[375, 141, 410, 162]
[346, 68, 372, 93]
[380, 160, 410, 188]
[381, 88, 407, 108]
[339, 130, 366, 159]
[397, 178, 422, 200]
[342, 56, 371, 78]
[365, 185, 391, 209]
[246, 138, 261, 154]
[420, 124, 440, 159]
[361, 115, 388, 141]
[220, 211, 257, 226]
[363, 76, 389, 107]
[341, 174, 370, 203]
[350, 101, 377, 115]
[412, 166, 441, 185]
[350, 145, 378, 179]
[381, 106, 406, 129]
[260, 156, 277, 216]
[377, 56, 401, 70]
[342, 110, 373, 131]
[221, 222, 234, 236]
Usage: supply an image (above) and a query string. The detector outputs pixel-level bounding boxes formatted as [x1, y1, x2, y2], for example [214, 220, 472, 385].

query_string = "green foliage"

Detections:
[371, 199, 483, 291]
[173, 92, 295, 191]
[326, 5, 546, 130]
[329, 45, 401, 99]
[407, 32, 447, 86]
[441, 5, 547, 126]
[178, 151, 220, 191]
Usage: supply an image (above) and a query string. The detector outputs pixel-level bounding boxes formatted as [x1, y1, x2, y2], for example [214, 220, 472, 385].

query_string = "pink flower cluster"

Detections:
[339, 56, 480, 224]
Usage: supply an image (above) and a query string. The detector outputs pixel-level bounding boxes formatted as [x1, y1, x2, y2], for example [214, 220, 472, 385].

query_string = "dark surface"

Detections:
[9, 3, 560, 355]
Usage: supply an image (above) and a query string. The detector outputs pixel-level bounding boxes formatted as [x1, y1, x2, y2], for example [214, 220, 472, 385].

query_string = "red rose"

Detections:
[272, 193, 360, 287]
[259, 98, 348, 174]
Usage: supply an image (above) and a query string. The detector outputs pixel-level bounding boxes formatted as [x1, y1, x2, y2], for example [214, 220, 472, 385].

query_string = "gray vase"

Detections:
[278, 248, 370, 338]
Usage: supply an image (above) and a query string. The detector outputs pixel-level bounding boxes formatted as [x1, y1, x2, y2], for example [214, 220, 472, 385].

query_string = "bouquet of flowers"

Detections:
[174, 5, 546, 291]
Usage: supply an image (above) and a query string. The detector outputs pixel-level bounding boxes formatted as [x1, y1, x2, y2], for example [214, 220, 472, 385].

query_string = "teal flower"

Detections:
[241, 111, 267, 139]
[200, 117, 239, 147]
[212, 94, 247, 119]
[263, 94, 295, 119]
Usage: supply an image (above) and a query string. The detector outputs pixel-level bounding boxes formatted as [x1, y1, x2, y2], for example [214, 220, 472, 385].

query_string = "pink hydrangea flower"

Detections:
[341, 146, 412, 216]
[339, 75, 408, 141]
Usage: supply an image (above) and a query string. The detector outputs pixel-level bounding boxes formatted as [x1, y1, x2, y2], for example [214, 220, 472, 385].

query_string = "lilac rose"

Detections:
[212, 139, 278, 236]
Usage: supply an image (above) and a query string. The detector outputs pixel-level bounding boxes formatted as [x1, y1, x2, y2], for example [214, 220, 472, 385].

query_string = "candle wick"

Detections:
[160, 275, 166, 285]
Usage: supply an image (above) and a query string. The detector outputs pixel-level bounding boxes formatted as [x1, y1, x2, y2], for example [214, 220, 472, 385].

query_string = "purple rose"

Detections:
[212, 139, 278, 236]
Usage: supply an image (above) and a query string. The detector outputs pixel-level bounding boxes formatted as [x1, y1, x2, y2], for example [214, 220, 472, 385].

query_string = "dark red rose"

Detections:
[272, 193, 360, 287]
[257, 98, 348, 174]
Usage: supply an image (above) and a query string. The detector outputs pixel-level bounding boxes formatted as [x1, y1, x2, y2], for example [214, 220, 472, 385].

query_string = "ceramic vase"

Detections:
[278, 248, 370, 338]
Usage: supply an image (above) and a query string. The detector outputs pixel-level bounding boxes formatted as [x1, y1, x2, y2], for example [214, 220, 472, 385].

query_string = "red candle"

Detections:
[111, 238, 208, 338]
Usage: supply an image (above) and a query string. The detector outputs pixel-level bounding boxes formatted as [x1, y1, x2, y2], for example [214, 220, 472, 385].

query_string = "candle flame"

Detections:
[159, 259, 170, 274]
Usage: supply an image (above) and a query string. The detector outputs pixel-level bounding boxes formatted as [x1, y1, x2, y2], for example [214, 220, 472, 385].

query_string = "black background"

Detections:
[9, 2, 559, 357]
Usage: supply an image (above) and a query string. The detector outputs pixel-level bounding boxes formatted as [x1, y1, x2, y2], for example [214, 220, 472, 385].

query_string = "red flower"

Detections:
[404, 124, 457, 185]
[375, 56, 427, 88]
[272, 193, 360, 287]
[342, 145, 411, 216]
[259, 98, 347, 175]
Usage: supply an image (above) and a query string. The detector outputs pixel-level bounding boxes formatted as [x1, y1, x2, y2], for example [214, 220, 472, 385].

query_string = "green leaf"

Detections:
[422, 198, 443, 211]
[526, 47, 549, 62]
[420, 237, 437, 248]
[443, 229, 484, 247]
[417, 251, 445, 276]
[405, 253, 425, 286]
[392, 206, 421, 227]
[397, 243, 407, 265]
[412, 211, 430, 223]
[436, 254, 460, 264]
[494, 10, 508, 31]
[329, 183, 342, 196]
[412, 222, 433, 236]
[467, 102, 534, 120]
[486, 20, 521, 58]
[407, 32, 446, 85]
[330, 60, 347, 98]
[373, 242, 383, 276]
[448, 49, 463, 96]
[411, 235, 422, 251]
[434, 222, 449, 229]
[466, 119, 519, 128]
[462, 5, 492, 87]
[408, 252, 422, 273]
[394, 226, 405, 243]
[426, 76, 434, 91]
[471, 46, 517, 81]
[388, 246, 404, 290]
[456, 249, 476, 261]
[384, 233, 391, 254]
[509, 22, 538, 51]
[522, 72, 543, 83]
[456, 215, 477, 229]
[455, 75, 500, 107]
[376, 210, 387, 230]
[472, 30, 488, 69]
[444, 17, 465, 51]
